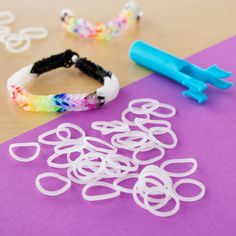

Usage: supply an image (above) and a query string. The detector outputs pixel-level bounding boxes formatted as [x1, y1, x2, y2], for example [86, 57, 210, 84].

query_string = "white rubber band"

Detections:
[5, 33, 31, 53]
[82, 181, 120, 201]
[9, 142, 40, 162]
[134, 118, 171, 134]
[106, 153, 138, 172]
[121, 107, 150, 126]
[91, 120, 130, 135]
[148, 102, 176, 118]
[160, 158, 198, 177]
[35, 172, 71, 196]
[56, 123, 85, 141]
[173, 178, 206, 202]
[19, 27, 48, 40]
[47, 152, 77, 169]
[144, 185, 180, 217]
[148, 127, 177, 149]
[111, 131, 148, 151]
[38, 127, 71, 145]
[0, 11, 15, 25]
[113, 173, 139, 194]
[128, 98, 160, 115]
[132, 141, 165, 165]
[84, 136, 117, 154]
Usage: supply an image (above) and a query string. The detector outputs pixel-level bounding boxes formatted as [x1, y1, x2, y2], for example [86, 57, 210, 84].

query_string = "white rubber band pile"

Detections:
[8, 98, 206, 217]
[0, 10, 48, 53]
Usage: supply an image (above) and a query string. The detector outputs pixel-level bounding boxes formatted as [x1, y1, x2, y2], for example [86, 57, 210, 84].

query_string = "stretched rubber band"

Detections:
[173, 178, 206, 202]
[160, 158, 198, 177]
[82, 181, 120, 201]
[148, 127, 177, 149]
[35, 172, 71, 196]
[9, 142, 40, 162]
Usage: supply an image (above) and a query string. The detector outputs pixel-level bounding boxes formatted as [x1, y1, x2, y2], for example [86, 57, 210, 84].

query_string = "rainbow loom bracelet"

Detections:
[7, 50, 120, 112]
[60, 1, 142, 41]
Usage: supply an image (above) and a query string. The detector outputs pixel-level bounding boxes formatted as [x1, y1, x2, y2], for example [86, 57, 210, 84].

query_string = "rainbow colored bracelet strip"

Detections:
[7, 50, 120, 112]
[60, 1, 142, 41]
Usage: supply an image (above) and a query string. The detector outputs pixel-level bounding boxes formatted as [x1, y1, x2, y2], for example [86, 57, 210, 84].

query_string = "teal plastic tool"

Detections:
[129, 40, 233, 103]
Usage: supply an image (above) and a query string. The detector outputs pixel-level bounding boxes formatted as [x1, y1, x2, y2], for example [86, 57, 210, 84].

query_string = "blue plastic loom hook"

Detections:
[129, 40, 233, 103]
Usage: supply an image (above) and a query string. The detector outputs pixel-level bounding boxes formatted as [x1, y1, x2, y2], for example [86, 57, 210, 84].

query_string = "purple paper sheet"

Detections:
[1, 36, 236, 236]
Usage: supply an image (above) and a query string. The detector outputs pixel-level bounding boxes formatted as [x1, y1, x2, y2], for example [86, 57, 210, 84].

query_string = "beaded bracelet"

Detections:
[60, 1, 142, 41]
[7, 50, 120, 112]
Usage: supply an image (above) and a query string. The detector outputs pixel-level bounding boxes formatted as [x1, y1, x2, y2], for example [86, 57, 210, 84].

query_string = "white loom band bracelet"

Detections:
[91, 120, 130, 135]
[56, 123, 86, 141]
[111, 131, 148, 150]
[173, 178, 206, 202]
[148, 127, 178, 149]
[38, 128, 71, 145]
[9, 142, 40, 162]
[139, 165, 173, 190]
[82, 181, 120, 201]
[121, 107, 150, 126]
[128, 98, 160, 115]
[160, 158, 198, 178]
[5, 33, 31, 53]
[35, 172, 71, 196]
[134, 118, 172, 134]
[147, 102, 176, 118]
[7, 50, 120, 112]
[132, 141, 165, 165]
[0, 11, 15, 25]
[83, 136, 117, 154]
[144, 185, 180, 217]
[19, 27, 48, 40]
[106, 153, 138, 172]
[113, 173, 139, 194]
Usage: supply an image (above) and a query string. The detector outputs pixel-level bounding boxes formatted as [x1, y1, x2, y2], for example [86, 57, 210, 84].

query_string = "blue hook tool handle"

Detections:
[129, 40, 233, 103]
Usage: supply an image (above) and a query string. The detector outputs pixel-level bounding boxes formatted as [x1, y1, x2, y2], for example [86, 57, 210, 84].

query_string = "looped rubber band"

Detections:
[82, 181, 120, 201]
[35, 172, 71, 196]
[9, 142, 40, 162]
[173, 178, 206, 202]
[160, 158, 198, 177]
